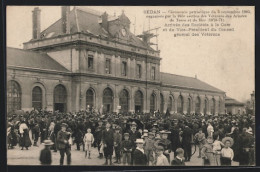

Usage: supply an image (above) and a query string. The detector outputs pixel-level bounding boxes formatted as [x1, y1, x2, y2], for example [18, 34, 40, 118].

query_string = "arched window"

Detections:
[150, 93, 156, 113]
[86, 89, 94, 110]
[195, 96, 201, 114]
[32, 86, 42, 110]
[210, 98, 216, 115]
[103, 88, 113, 113]
[204, 99, 208, 115]
[7, 81, 22, 113]
[177, 95, 183, 113]
[167, 96, 173, 111]
[187, 98, 191, 114]
[119, 89, 129, 113]
[160, 93, 164, 113]
[54, 84, 67, 112]
[134, 90, 143, 113]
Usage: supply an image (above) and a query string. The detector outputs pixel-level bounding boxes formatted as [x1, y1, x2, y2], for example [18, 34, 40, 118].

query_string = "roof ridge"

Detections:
[161, 72, 196, 79]
[7, 47, 47, 54]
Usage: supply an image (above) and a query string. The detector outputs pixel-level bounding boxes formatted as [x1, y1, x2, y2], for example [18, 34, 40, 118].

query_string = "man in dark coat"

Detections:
[39, 140, 53, 165]
[102, 122, 114, 165]
[133, 139, 147, 166]
[182, 125, 192, 161]
[128, 121, 141, 165]
[57, 123, 71, 165]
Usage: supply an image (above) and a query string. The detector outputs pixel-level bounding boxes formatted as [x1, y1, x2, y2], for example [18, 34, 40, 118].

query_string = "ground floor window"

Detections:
[7, 80, 21, 113]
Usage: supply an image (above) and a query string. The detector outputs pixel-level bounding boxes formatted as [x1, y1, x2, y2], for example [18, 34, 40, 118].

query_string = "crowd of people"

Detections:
[7, 109, 255, 166]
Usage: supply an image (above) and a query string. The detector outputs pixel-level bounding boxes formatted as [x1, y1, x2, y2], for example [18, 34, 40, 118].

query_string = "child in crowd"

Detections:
[221, 137, 234, 166]
[39, 140, 53, 165]
[194, 128, 206, 158]
[83, 128, 94, 159]
[212, 134, 224, 166]
[171, 148, 185, 166]
[144, 132, 155, 165]
[121, 133, 133, 165]
[113, 127, 122, 164]
[156, 146, 169, 166]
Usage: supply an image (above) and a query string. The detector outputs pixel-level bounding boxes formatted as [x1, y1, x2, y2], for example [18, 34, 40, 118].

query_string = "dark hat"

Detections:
[124, 133, 130, 136]
[156, 145, 164, 151]
[61, 123, 68, 128]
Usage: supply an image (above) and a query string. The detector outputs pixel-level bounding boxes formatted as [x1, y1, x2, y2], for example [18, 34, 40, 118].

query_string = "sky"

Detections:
[6, 6, 255, 102]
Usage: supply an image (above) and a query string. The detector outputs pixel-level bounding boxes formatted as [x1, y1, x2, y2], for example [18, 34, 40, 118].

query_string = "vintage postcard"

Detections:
[6, 6, 255, 166]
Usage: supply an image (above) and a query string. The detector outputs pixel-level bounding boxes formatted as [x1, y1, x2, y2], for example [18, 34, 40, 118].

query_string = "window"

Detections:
[119, 89, 129, 112]
[54, 84, 67, 112]
[135, 90, 143, 112]
[7, 81, 21, 113]
[160, 93, 164, 113]
[167, 96, 173, 111]
[86, 89, 94, 110]
[136, 64, 142, 78]
[151, 66, 156, 80]
[32, 86, 42, 110]
[195, 96, 201, 114]
[88, 56, 93, 69]
[105, 59, 111, 74]
[187, 98, 191, 114]
[210, 98, 216, 115]
[122, 61, 127, 76]
[177, 95, 183, 113]
[150, 94, 156, 112]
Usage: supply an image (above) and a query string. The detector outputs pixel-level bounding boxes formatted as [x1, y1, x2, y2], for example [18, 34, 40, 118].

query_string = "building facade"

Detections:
[225, 97, 245, 115]
[7, 6, 225, 115]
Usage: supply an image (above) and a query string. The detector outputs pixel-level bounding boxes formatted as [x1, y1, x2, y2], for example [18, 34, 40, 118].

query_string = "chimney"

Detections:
[61, 6, 70, 34]
[32, 7, 41, 39]
[101, 12, 108, 31]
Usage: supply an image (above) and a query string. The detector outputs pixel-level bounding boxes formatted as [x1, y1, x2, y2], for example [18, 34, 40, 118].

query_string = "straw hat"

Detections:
[43, 140, 54, 146]
[160, 130, 171, 134]
[135, 139, 145, 144]
[222, 137, 234, 147]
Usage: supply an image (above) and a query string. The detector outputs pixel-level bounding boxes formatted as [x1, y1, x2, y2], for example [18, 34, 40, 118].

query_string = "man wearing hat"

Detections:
[39, 140, 54, 165]
[133, 139, 147, 166]
[102, 122, 114, 165]
[57, 123, 71, 165]
[113, 126, 122, 164]
[128, 121, 141, 165]
[121, 133, 133, 165]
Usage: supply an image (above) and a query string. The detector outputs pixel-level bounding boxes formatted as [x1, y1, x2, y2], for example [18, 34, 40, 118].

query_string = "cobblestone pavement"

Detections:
[7, 135, 238, 166]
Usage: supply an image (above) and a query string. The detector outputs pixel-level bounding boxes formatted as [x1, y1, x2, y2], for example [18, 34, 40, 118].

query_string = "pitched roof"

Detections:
[161, 72, 225, 93]
[225, 96, 244, 106]
[39, 7, 153, 50]
[6, 47, 69, 72]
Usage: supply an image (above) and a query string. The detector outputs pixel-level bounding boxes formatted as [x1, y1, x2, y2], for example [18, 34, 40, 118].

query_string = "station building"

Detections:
[7, 6, 226, 115]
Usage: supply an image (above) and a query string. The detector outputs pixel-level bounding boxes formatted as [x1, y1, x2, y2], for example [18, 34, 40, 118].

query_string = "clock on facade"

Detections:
[121, 28, 127, 37]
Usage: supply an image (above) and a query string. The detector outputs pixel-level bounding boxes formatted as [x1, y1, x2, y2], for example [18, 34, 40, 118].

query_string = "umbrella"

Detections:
[127, 118, 144, 129]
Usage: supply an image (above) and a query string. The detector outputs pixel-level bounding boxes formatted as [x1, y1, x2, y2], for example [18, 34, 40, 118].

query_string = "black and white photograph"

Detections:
[6, 6, 255, 166]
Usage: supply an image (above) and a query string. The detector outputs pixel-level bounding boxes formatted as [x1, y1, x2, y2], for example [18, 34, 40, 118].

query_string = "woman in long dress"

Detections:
[19, 121, 32, 150]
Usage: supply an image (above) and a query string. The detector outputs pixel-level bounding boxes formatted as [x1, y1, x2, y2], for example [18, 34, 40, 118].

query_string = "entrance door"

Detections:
[103, 88, 113, 113]
[135, 105, 141, 113]
[54, 103, 65, 112]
